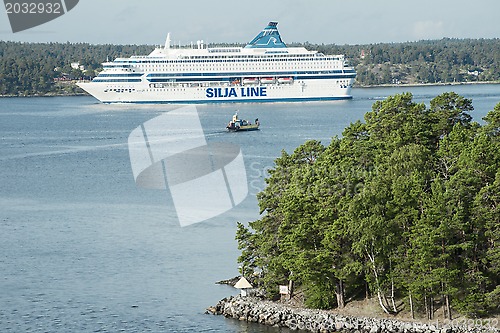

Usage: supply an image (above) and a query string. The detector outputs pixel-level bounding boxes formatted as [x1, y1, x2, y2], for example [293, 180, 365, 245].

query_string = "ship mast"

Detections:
[164, 33, 171, 50]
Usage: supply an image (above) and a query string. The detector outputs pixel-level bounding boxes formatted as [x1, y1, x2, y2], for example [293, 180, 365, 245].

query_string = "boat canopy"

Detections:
[245, 22, 287, 49]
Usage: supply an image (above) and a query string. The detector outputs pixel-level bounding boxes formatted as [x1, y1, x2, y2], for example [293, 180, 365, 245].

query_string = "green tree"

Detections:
[429, 92, 473, 140]
[236, 93, 500, 319]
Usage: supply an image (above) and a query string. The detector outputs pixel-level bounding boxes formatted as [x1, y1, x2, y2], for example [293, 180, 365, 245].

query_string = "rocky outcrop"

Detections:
[207, 296, 499, 333]
[215, 276, 241, 286]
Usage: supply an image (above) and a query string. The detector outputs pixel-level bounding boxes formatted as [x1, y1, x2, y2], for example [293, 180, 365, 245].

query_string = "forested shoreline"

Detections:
[236, 92, 500, 319]
[0, 41, 152, 96]
[1, 38, 500, 96]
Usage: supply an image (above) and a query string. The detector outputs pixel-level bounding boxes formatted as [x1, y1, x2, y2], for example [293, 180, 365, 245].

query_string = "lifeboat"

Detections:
[260, 77, 275, 84]
[242, 78, 259, 85]
[277, 77, 294, 84]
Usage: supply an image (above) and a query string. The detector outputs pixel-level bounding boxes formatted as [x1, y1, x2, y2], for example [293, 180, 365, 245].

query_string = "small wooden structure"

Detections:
[234, 277, 253, 297]
[279, 280, 293, 302]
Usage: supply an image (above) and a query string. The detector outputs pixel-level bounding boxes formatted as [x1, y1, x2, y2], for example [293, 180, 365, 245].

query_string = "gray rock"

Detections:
[207, 296, 499, 333]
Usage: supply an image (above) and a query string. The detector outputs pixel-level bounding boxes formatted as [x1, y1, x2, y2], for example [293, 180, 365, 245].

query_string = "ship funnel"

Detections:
[165, 33, 171, 50]
[245, 22, 286, 49]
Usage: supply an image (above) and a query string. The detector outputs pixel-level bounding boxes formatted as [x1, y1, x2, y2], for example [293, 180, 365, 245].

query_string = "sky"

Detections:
[1, 0, 500, 46]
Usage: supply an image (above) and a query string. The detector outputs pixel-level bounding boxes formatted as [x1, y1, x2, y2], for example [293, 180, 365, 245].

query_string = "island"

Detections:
[208, 92, 500, 332]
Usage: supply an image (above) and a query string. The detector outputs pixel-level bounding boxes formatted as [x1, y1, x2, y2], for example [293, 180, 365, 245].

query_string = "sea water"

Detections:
[1, 84, 499, 332]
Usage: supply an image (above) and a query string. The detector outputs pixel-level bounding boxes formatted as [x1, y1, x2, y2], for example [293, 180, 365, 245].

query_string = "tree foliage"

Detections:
[0, 41, 151, 96]
[236, 93, 500, 318]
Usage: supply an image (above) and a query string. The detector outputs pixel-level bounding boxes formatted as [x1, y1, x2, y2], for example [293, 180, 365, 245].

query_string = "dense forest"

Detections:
[236, 92, 500, 319]
[1, 38, 500, 96]
[320, 38, 500, 85]
[0, 41, 152, 96]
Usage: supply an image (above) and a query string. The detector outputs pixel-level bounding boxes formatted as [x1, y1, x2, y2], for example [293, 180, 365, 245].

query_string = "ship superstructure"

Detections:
[78, 22, 356, 103]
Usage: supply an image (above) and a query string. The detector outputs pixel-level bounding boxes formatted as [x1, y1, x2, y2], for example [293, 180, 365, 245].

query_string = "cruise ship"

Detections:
[78, 22, 356, 103]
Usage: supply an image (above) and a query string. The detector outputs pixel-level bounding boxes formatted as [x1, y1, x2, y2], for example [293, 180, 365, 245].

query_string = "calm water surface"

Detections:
[1, 85, 499, 332]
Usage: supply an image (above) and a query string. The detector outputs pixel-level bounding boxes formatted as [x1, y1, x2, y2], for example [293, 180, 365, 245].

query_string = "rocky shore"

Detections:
[207, 296, 499, 333]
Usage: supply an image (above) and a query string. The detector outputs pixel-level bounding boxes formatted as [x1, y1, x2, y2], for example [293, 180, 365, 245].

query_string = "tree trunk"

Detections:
[440, 280, 451, 320]
[383, 293, 392, 311]
[367, 250, 392, 314]
[409, 292, 415, 319]
[288, 280, 294, 301]
[377, 290, 392, 314]
[389, 258, 397, 313]
[442, 294, 447, 319]
[365, 281, 370, 300]
[445, 294, 451, 320]
[336, 279, 345, 308]
[424, 293, 429, 320]
[390, 276, 397, 313]
[441, 281, 452, 320]
[429, 296, 434, 320]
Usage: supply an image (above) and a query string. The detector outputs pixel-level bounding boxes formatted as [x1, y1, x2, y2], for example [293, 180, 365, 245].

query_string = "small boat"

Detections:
[226, 111, 259, 132]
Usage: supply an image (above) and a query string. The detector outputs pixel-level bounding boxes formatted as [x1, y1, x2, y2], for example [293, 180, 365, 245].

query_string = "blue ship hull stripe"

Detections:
[102, 96, 353, 104]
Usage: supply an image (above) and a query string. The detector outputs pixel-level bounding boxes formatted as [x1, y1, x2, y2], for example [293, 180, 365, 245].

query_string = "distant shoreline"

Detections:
[354, 80, 500, 88]
[0, 92, 88, 98]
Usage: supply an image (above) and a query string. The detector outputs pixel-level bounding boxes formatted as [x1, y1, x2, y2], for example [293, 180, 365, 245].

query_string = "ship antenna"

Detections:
[165, 33, 171, 50]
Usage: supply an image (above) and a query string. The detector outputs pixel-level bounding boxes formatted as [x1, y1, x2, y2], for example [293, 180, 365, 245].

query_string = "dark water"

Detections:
[1, 85, 499, 332]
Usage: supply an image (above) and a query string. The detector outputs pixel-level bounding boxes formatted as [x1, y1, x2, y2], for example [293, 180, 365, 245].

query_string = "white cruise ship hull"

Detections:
[78, 80, 353, 104]
[78, 22, 356, 104]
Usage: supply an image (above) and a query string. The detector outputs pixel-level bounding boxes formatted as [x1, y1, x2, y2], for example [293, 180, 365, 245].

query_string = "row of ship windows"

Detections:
[94, 79, 142, 82]
[105, 86, 309, 93]
[117, 58, 341, 64]
[104, 65, 343, 72]
[146, 76, 354, 83]
[100, 79, 353, 86]
[97, 70, 347, 78]
[99, 68, 355, 77]
[145, 70, 346, 77]
[133, 62, 337, 66]
[104, 66, 344, 72]
[134, 66, 343, 72]
[95, 76, 355, 83]
[130, 53, 329, 58]
[131, 65, 342, 71]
